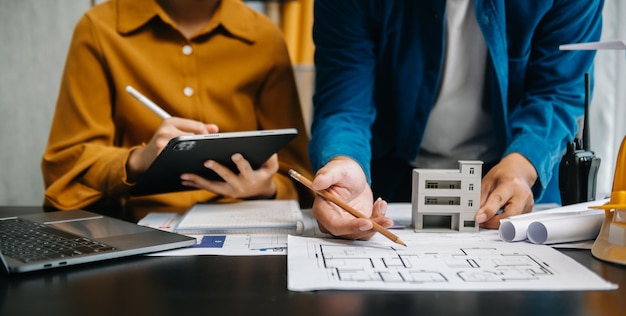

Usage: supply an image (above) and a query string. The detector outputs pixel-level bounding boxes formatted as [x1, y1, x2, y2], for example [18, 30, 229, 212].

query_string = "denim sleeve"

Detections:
[504, 0, 604, 200]
[309, 0, 379, 181]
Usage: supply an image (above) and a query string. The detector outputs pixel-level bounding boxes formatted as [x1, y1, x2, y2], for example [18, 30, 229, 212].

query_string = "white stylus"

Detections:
[125, 85, 172, 119]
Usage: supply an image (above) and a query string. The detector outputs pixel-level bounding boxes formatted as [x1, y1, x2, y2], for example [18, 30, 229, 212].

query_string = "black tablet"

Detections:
[130, 128, 298, 196]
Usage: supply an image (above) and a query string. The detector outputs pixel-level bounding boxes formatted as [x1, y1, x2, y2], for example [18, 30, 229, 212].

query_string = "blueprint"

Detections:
[287, 230, 617, 291]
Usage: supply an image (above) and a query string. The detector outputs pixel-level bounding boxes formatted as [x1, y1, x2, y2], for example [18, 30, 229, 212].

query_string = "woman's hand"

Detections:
[126, 117, 218, 182]
[180, 153, 280, 199]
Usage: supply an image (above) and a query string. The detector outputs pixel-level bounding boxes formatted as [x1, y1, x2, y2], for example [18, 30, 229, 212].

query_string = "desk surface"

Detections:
[1, 207, 625, 316]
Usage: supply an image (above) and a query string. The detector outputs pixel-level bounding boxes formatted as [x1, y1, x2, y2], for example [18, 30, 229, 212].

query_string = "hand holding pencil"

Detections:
[289, 168, 406, 246]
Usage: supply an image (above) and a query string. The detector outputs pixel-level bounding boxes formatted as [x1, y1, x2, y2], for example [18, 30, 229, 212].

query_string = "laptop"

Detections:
[0, 209, 196, 274]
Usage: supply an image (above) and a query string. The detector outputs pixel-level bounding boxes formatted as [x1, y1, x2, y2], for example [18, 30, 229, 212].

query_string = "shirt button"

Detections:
[182, 45, 193, 55]
[183, 86, 194, 96]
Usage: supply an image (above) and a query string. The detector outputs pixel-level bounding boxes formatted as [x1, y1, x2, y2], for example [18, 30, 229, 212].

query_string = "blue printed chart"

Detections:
[151, 234, 288, 256]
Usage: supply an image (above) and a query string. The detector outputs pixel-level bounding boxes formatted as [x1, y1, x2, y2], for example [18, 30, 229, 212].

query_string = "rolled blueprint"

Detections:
[526, 212, 605, 244]
[499, 212, 582, 242]
[499, 199, 609, 242]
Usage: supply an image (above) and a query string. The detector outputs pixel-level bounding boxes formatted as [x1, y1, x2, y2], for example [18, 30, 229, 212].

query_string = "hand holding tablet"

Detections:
[130, 128, 298, 196]
[125, 86, 299, 197]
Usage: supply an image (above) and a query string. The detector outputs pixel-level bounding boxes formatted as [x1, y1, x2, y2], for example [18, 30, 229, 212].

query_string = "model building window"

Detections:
[468, 200, 473, 207]
[469, 183, 474, 191]
[426, 182, 438, 189]
[469, 167, 475, 175]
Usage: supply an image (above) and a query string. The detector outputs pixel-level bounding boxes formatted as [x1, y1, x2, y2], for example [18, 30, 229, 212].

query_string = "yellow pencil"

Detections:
[288, 169, 407, 247]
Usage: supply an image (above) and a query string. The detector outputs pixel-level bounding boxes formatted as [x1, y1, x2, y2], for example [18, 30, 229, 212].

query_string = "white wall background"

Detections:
[591, 0, 626, 198]
[0, 0, 90, 205]
[0, 0, 624, 206]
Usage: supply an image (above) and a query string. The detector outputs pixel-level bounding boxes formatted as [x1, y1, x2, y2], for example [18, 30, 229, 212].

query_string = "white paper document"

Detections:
[287, 231, 617, 292]
[152, 234, 289, 256]
[140, 207, 327, 256]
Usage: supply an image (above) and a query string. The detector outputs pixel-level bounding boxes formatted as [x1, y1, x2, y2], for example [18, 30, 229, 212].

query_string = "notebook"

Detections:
[0, 209, 196, 274]
[175, 200, 304, 235]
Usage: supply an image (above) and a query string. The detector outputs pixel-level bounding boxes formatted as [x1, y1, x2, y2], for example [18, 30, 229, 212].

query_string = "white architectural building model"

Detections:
[412, 160, 483, 232]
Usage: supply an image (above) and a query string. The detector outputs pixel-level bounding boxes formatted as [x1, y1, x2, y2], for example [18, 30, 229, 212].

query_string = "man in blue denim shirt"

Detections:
[308, 0, 603, 239]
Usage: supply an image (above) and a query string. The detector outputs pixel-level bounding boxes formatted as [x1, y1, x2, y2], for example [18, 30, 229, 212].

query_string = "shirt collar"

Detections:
[117, 0, 256, 43]
[117, 0, 160, 34]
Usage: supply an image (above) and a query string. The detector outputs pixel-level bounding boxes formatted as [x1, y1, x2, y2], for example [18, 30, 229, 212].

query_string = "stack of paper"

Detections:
[175, 200, 303, 235]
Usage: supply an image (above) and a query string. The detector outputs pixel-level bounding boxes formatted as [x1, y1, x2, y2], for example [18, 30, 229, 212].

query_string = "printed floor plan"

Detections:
[287, 231, 616, 291]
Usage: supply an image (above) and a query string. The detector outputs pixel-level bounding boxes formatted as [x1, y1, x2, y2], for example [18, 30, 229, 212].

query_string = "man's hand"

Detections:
[475, 153, 537, 229]
[311, 157, 393, 240]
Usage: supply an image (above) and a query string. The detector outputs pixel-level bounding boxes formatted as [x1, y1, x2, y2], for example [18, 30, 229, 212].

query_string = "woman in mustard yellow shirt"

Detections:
[42, 0, 313, 220]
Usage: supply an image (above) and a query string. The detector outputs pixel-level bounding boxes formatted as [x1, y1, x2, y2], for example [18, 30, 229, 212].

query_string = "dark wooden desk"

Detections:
[1, 207, 625, 316]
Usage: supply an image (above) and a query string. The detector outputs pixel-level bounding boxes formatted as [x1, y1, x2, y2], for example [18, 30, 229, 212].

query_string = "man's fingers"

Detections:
[476, 187, 510, 224]
[312, 198, 376, 238]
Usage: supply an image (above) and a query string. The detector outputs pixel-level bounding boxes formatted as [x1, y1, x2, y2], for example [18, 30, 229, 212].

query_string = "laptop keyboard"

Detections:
[0, 218, 116, 263]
